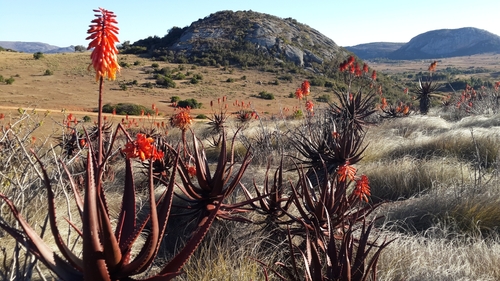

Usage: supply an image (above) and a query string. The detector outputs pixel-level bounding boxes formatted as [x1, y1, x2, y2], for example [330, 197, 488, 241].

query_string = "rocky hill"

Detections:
[128, 10, 346, 71]
[346, 27, 500, 60]
[0, 41, 75, 53]
[389, 27, 500, 60]
[344, 42, 404, 60]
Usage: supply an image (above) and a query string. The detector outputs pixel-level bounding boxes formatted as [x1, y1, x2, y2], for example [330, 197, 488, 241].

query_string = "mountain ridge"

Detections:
[346, 27, 500, 60]
[0, 41, 75, 53]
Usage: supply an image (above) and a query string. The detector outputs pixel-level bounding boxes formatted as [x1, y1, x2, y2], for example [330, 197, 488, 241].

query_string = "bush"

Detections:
[151, 62, 159, 68]
[196, 114, 208, 119]
[5, 77, 15, 85]
[44, 69, 53, 76]
[83, 115, 91, 122]
[173, 72, 186, 80]
[226, 78, 235, 83]
[190, 77, 200, 84]
[170, 96, 180, 103]
[316, 94, 331, 103]
[133, 61, 141, 66]
[0, 75, 4, 83]
[156, 75, 176, 88]
[102, 103, 154, 116]
[257, 91, 275, 100]
[177, 98, 202, 109]
[119, 61, 130, 68]
[33, 52, 44, 60]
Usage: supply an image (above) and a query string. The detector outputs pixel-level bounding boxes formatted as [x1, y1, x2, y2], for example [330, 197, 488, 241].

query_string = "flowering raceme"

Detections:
[170, 107, 193, 131]
[354, 174, 371, 202]
[122, 133, 163, 161]
[86, 8, 120, 81]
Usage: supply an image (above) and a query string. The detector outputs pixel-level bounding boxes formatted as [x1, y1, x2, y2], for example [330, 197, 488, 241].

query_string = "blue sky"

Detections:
[2, 0, 499, 47]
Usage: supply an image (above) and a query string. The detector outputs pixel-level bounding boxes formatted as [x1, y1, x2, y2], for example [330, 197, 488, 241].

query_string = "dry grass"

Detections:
[4, 51, 500, 280]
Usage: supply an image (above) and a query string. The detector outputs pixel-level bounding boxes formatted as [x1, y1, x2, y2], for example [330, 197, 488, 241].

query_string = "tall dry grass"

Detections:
[3, 106, 500, 280]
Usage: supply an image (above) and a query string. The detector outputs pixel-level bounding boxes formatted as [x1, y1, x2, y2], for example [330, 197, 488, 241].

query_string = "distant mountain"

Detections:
[128, 10, 345, 72]
[0, 41, 75, 53]
[344, 42, 405, 59]
[346, 27, 500, 60]
[389, 27, 500, 60]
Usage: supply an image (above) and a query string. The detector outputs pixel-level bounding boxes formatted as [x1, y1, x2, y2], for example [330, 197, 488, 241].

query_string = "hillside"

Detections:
[344, 42, 404, 60]
[389, 27, 500, 60]
[0, 41, 74, 53]
[126, 10, 346, 73]
[346, 27, 500, 60]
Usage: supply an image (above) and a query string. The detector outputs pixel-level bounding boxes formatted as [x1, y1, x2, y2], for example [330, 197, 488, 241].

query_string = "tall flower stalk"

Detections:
[86, 7, 120, 165]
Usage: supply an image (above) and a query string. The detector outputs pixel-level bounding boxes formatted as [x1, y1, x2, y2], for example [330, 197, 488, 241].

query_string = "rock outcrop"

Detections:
[169, 10, 341, 67]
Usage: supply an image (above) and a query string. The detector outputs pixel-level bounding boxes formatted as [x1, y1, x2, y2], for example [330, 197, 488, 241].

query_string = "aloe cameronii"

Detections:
[0, 8, 220, 280]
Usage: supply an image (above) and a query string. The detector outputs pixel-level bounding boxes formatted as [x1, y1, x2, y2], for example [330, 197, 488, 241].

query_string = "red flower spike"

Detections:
[305, 100, 314, 113]
[295, 88, 304, 100]
[354, 175, 371, 202]
[371, 70, 377, 80]
[363, 63, 369, 73]
[86, 8, 120, 81]
[170, 107, 193, 131]
[337, 163, 357, 182]
[301, 80, 310, 96]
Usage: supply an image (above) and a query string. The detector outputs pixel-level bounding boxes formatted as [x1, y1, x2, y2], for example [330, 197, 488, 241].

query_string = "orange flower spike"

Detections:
[86, 8, 120, 81]
[428, 61, 438, 72]
[337, 163, 357, 182]
[295, 88, 304, 100]
[187, 165, 197, 178]
[301, 80, 310, 96]
[0, 113, 4, 120]
[371, 70, 377, 80]
[362, 63, 369, 73]
[305, 100, 314, 113]
[354, 175, 371, 202]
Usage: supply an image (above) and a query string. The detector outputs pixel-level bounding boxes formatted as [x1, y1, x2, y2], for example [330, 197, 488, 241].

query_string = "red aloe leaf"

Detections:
[0, 194, 83, 280]
[133, 152, 180, 275]
[115, 158, 136, 248]
[82, 149, 111, 281]
[120, 161, 160, 276]
[156, 197, 224, 277]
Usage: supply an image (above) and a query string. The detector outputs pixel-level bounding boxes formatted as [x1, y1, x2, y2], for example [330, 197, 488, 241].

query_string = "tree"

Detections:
[74, 45, 86, 52]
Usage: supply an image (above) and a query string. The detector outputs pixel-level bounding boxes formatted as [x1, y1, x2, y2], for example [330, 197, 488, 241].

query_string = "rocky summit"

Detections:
[167, 10, 342, 67]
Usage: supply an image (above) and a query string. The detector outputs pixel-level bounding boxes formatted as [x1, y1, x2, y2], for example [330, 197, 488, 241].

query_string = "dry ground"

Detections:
[0, 52, 311, 118]
[369, 52, 500, 80]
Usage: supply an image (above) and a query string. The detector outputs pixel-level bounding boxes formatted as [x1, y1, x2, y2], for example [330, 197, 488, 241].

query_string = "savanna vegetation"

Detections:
[2, 7, 500, 281]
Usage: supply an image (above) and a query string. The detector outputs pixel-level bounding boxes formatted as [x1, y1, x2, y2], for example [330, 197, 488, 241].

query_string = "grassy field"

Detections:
[2, 50, 500, 280]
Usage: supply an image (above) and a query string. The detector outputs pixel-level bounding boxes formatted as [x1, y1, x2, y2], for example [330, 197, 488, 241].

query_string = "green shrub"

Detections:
[83, 115, 91, 122]
[5, 77, 15, 85]
[173, 72, 186, 80]
[193, 73, 203, 80]
[190, 77, 200, 84]
[226, 78, 235, 83]
[156, 75, 176, 88]
[33, 52, 44, 60]
[102, 103, 154, 116]
[119, 61, 130, 68]
[151, 62, 159, 68]
[196, 114, 208, 119]
[44, 69, 53, 76]
[170, 96, 180, 103]
[120, 83, 127, 91]
[0, 75, 4, 83]
[258, 91, 275, 100]
[133, 60, 141, 66]
[316, 94, 331, 103]
[143, 82, 154, 89]
[292, 109, 303, 119]
[177, 98, 202, 109]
